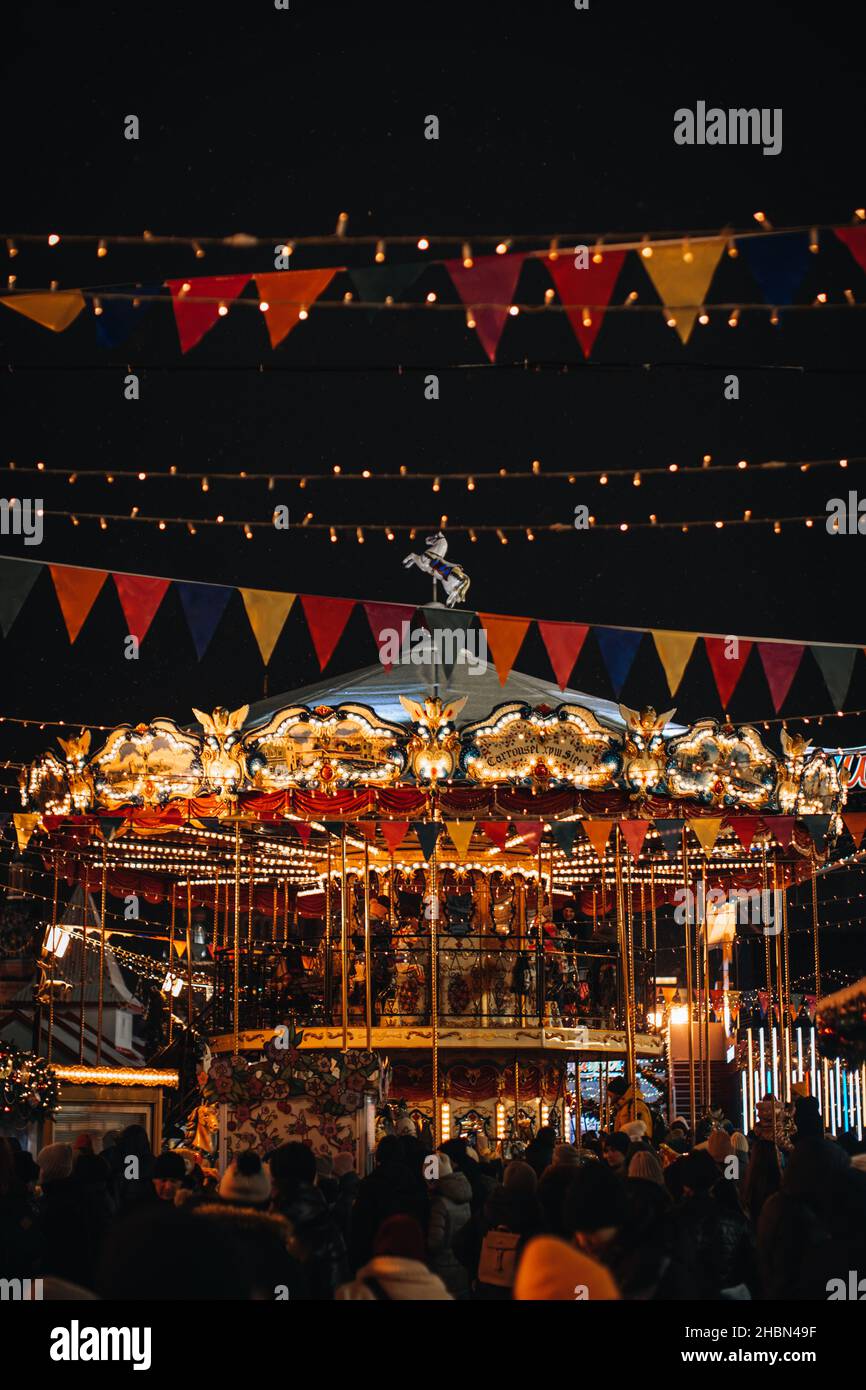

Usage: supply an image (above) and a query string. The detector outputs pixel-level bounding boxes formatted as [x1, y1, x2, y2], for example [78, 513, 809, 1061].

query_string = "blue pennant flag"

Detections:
[347, 263, 427, 322]
[595, 627, 643, 697]
[551, 823, 578, 857]
[740, 232, 811, 306]
[95, 284, 161, 349]
[415, 821, 445, 861]
[176, 582, 233, 660]
[653, 819, 684, 857]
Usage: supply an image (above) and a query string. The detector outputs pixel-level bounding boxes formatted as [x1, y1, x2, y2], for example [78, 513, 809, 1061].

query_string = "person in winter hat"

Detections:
[707, 1129, 734, 1167]
[514, 1235, 620, 1301]
[349, 1134, 430, 1271]
[336, 1214, 453, 1300]
[218, 1150, 272, 1208]
[37, 1142, 73, 1185]
[153, 1151, 187, 1203]
[269, 1141, 349, 1298]
[426, 1151, 472, 1297]
[552, 1143, 581, 1168]
[36, 1143, 97, 1287]
[627, 1150, 666, 1187]
[622, 1120, 647, 1146]
[524, 1125, 557, 1178]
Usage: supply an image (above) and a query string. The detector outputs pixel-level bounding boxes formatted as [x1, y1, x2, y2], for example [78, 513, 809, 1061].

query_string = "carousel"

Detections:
[15, 628, 852, 1168]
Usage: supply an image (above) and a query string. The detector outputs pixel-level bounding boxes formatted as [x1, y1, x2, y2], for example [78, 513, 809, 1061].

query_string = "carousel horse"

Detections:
[402, 531, 471, 608]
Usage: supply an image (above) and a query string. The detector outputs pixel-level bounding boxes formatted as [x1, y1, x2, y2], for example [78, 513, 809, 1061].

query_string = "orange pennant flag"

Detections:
[254, 269, 339, 348]
[691, 817, 724, 856]
[583, 820, 614, 859]
[240, 588, 296, 665]
[652, 630, 697, 696]
[478, 613, 530, 685]
[445, 822, 475, 859]
[843, 811, 866, 848]
[640, 239, 725, 343]
[13, 814, 39, 852]
[50, 564, 108, 643]
[1, 291, 86, 333]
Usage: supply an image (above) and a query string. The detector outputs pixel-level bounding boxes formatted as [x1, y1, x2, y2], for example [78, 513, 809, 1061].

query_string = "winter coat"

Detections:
[348, 1160, 430, 1271]
[38, 1178, 99, 1288]
[194, 1203, 310, 1300]
[537, 1165, 580, 1237]
[332, 1170, 360, 1246]
[673, 1186, 755, 1298]
[757, 1139, 866, 1300]
[470, 1184, 545, 1299]
[427, 1169, 472, 1297]
[336, 1255, 453, 1301]
[274, 1181, 349, 1299]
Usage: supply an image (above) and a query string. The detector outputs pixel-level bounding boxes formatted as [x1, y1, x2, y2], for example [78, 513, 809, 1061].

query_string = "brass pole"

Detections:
[575, 1062, 582, 1139]
[168, 883, 176, 1045]
[272, 884, 278, 943]
[364, 839, 372, 1050]
[79, 864, 89, 1063]
[782, 872, 792, 1102]
[340, 827, 349, 1051]
[186, 880, 194, 1029]
[213, 867, 220, 953]
[47, 853, 60, 1063]
[233, 821, 241, 1056]
[702, 862, 711, 1113]
[615, 828, 637, 1118]
[811, 856, 822, 998]
[97, 842, 107, 1065]
[284, 878, 290, 944]
[514, 1055, 519, 1147]
[247, 852, 254, 952]
[431, 829, 440, 1145]
[325, 835, 333, 1019]
[681, 827, 696, 1133]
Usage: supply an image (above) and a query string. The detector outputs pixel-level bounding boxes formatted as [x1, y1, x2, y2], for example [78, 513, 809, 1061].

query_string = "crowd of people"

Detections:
[2, 1092, 866, 1300]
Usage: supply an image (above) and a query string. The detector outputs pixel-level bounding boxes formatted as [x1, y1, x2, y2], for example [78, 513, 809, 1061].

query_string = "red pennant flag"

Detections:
[49, 564, 108, 643]
[513, 821, 543, 852]
[758, 643, 805, 713]
[704, 637, 753, 710]
[543, 252, 627, 357]
[363, 601, 415, 671]
[113, 574, 170, 644]
[772, 817, 796, 847]
[843, 811, 866, 847]
[480, 821, 509, 851]
[166, 275, 251, 353]
[619, 820, 650, 861]
[292, 822, 312, 844]
[730, 817, 763, 852]
[445, 254, 526, 362]
[478, 613, 530, 685]
[357, 822, 379, 842]
[253, 269, 339, 348]
[833, 226, 866, 274]
[300, 595, 355, 671]
[380, 821, 409, 853]
[537, 620, 589, 690]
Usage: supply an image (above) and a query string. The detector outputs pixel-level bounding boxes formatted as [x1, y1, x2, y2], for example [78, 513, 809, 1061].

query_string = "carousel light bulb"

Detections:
[466, 309, 477, 328]
[330, 527, 338, 543]
[7, 239, 18, 257]
[620, 522, 628, 532]
[703, 454, 712, 466]
[385, 527, 395, 541]
[193, 241, 205, 258]
[633, 472, 641, 486]
[668, 463, 678, 472]
[469, 528, 477, 542]
[298, 307, 308, 320]
[244, 524, 253, 540]
[259, 300, 269, 312]
[728, 309, 740, 327]
[216, 514, 225, 524]
[497, 529, 508, 545]
[217, 302, 228, 317]
[158, 520, 166, 531]
[93, 298, 103, 316]
[417, 237, 429, 250]
[48, 233, 60, 246]
[187, 522, 196, 535]
[495, 241, 509, 255]
[599, 473, 608, 485]
[432, 477, 440, 492]
[374, 239, 386, 263]
[426, 292, 437, 303]
[698, 312, 709, 325]
[461, 242, 473, 268]
[508, 304, 519, 316]
[356, 527, 364, 544]
[840, 458, 849, 468]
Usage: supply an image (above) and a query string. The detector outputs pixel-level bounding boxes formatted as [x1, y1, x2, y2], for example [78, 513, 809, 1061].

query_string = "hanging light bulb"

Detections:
[375, 239, 386, 263]
[462, 242, 473, 268]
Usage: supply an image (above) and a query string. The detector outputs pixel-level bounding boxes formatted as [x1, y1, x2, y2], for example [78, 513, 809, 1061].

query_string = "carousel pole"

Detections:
[213, 867, 220, 953]
[325, 835, 333, 1020]
[272, 884, 278, 943]
[782, 873, 793, 1102]
[247, 852, 254, 952]
[233, 822, 241, 1057]
[96, 842, 107, 1065]
[681, 827, 696, 1134]
[701, 862, 711, 1113]
[47, 852, 60, 1063]
[431, 822, 440, 1147]
[363, 839, 373, 1051]
[761, 842, 774, 1090]
[79, 863, 89, 1063]
[811, 855, 824, 1109]
[168, 883, 176, 1045]
[575, 1062, 583, 1138]
[186, 880, 194, 1030]
[285, 879, 291, 944]
[340, 826, 350, 1052]
[614, 828, 637, 1120]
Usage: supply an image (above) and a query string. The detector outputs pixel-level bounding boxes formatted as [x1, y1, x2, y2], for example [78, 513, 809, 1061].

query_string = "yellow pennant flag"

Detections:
[445, 822, 475, 859]
[583, 819, 614, 859]
[641, 239, 725, 343]
[13, 813, 40, 851]
[1, 291, 86, 333]
[240, 589, 296, 665]
[653, 630, 697, 696]
[691, 817, 724, 856]
[173, 940, 188, 958]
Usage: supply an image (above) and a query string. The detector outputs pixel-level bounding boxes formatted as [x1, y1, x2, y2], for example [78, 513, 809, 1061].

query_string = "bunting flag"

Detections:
[833, 226, 866, 274]
[49, 564, 108, 643]
[113, 574, 170, 644]
[843, 811, 866, 848]
[811, 645, 857, 711]
[730, 817, 762, 852]
[364, 602, 416, 671]
[321, 822, 345, 838]
[640, 239, 725, 342]
[96, 817, 126, 842]
[1, 291, 86, 333]
[166, 274, 252, 353]
[253, 269, 339, 348]
[479, 821, 509, 851]
[445, 822, 474, 858]
[444, 254, 526, 362]
[690, 817, 723, 856]
[95, 283, 160, 349]
[239, 588, 296, 665]
[543, 252, 627, 357]
[551, 823, 578, 856]
[758, 642, 805, 713]
[619, 819, 650, 861]
[13, 814, 39, 852]
[595, 627, 643, 697]
[802, 814, 831, 851]
[420, 606, 477, 678]
[583, 819, 614, 859]
[0, 558, 42, 636]
[653, 819, 684, 856]
[300, 594, 355, 671]
[513, 821, 543, 852]
[538, 620, 589, 690]
[741, 231, 811, 306]
[415, 821, 445, 861]
[653, 630, 698, 696]
[772, 817, 796, 847]
[356, 821, 379, 842]
[290, 821, 312, 844]
[478, 613, 530, 686]
[380, 821, 409, 853]
[704, 637, 753, 710]
[347, 263, 427, 321]
[176, 581, 234, 660]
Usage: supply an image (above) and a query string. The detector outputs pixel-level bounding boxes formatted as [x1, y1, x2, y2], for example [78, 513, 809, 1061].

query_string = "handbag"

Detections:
[478, 1227, 521, 1288]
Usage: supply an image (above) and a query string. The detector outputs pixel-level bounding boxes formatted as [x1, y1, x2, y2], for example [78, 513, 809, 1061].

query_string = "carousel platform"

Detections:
[208, 1023, 665, 1057]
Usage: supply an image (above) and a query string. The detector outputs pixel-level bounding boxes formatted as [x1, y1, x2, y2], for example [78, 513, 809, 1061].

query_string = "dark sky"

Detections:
[1, 0, 865, 757]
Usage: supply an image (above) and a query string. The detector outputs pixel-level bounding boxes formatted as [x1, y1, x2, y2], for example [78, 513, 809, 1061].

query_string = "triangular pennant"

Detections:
[595, 627, 643, 697]
[112, 574, 170, 644]
[802, 815, 831, 852]
[653, 819, 684, 856]
[513, 821, 543, 852]
[758, 643, 805, 713]
[479, 821, 509, 851]
[583, 820, 614, 859]
[639, 239, 725, 342]
[240, 588, 296, 665]
[321, 821, 345, 837]
[445, 822, 474, 859]
[811, 645, 857, 711]
[166, 275, 251, 353]
[730, 817, 762, 853]
[704, 637, 753, 711]
[356, 822, 379, 842]
[253, 269, 339, 349]
[49, 564, 108, 643]
[652, 630, 697, 696]
[300, 595, 355, 671]
[347, 263, 427, 322]
[551, 823, 578, 857]
[175, 581, 234, 660]
[380, 821, 409, 853]
[690, 817, 723, 856]
[364, 601, 416, 671]
[771, 817, 796, 848]
[537, 620, 589, 690]
[444, 254, 526, 362]
[619, 820, 650, 861]
[543, 252, 627, 357]
[96, 817, 126, 842]
[13, 814, 39, 852]
[740, 231, 811, 306]
[478, 613, 530, 685]
[95, 283, 160, 348]
[0, 558, 42, 636]
[291, 821, 312, 844]
[1, 291, 86, 333]
[843, 812, 866, 848]
[173, 940, 187, 959]
[419, 607, 478, 679]
[415, 821, 445, 861]
[833, 226, 866, 275]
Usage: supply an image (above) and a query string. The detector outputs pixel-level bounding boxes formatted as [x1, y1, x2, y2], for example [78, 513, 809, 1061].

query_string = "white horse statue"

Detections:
[402, 531, 471, 608]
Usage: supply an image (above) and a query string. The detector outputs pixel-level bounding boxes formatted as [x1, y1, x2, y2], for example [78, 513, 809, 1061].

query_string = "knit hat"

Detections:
[513, 1236, 620, 1301]
[37, 1142, 73, 1184]
[730, 1131, 749, 1156]
[553, 1143, 581, 1167]
[333, 1153, 355, 1177]
[73, 1133, 94, 1154]
[434, 1152, 453, 1177]
[373, 1214, 426, 1261]
[503, 1159, 538, 1195]
[707, 1129, 733, 1164]
[622, 1120, 647, 1143]
[628, 1151, 665, 1186]
[218, 1151, 271, 1207]
[395, 1115, 417, 1137]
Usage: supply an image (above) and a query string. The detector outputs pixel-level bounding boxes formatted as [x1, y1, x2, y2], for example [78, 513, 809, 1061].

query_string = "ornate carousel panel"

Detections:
[665, 720, 778, 808]
[245, 702, 407, 790]
[90, 719, 203, 808]
[460, 702, 622, 788]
